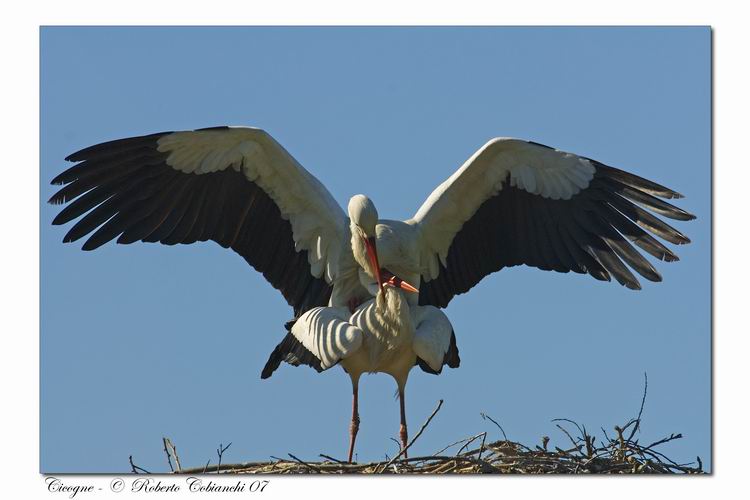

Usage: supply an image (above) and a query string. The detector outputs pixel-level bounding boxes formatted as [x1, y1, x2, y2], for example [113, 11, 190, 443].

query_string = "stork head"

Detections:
[348, 194, 378, 238]
[348, 194, 418, 297]
[348, 194, 383, 294]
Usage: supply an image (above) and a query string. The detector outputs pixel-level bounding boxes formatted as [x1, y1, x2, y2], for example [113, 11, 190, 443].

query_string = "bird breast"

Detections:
[350, 289, 415, 369]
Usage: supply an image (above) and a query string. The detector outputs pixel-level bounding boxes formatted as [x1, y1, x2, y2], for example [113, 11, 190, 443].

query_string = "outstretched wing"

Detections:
[50, 126, 352, 315]
[410, 138, 696, 308]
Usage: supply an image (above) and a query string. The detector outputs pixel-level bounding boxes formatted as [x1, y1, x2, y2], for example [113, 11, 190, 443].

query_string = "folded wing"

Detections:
[261, 307, 364, 378]
[412, 306, 460, 374]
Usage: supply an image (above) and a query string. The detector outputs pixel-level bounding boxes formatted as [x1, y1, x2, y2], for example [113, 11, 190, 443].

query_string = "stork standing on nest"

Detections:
[49, 126, 695, 463]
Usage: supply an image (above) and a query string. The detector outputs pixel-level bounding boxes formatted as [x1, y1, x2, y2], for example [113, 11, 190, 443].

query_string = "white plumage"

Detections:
[158, 127, 354, 284]
[50, 125, 695, 462]
[292, 295, 453, 376]
[410, 138, 597, 281]
[290, 307, 364, 370]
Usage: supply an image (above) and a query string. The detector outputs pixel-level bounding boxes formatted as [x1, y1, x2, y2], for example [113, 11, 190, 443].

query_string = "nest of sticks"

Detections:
[138, 377, 704, 475]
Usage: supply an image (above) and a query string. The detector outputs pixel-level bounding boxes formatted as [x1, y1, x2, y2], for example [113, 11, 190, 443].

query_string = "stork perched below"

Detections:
[49, 126, 695, 462]
[274, 195, 454, 461]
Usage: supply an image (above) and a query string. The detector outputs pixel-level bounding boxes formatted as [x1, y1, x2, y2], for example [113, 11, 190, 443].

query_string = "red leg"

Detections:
[347, 379, 360, 463]
[398, 388, 408, 458]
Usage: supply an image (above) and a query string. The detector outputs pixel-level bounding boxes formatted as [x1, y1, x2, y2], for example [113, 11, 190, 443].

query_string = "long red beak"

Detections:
[364, 236, 419, 296]
[381, 269, 419, 293]
[385, 275, 419, 293]
[364, 236, 385, 296]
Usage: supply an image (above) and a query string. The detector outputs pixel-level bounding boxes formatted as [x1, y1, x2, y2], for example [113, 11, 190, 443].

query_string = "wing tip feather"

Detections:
[625, 280, 642, 291]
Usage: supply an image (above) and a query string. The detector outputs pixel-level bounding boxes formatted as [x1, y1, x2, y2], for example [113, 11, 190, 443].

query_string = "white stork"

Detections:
[49, 126, 695, 462]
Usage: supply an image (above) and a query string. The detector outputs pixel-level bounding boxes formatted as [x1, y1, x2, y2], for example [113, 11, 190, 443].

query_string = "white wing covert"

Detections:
[288, 307, 364, 370]
[410, 138, 695, 308]
[50, 126, 354, 315]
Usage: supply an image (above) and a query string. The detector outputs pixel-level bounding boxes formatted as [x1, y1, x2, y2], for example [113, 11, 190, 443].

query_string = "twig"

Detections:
[480, 412, 508, 441]
[582, 426, 594, 459]
[378, 399, 444, 473]
[554, 423, 581, 452]
[163, 437, 181, 473]
[478, 432, 487, 461]
[434, 435, 476, 456]
[128, 455, 150, 474]
[319, 454, 345, 464]
[627, 373, 649, 442]
[552, 418, 586, 440]
[180, 461, 281, 474]
[216, 442, 232, 474]
[457, 432, 486, 456]
[162, 437, 174, 472]
[644, 433, 683, 451]
[540, 436, 550, 452]
[389, 437, 401, 454]
[614, 426, 626, 455]
[288, 453, 323, 473]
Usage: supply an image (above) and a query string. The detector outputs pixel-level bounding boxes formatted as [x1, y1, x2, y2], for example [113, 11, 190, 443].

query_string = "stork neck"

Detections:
[350, 224, 371, 276]
[375, 288, 412, 341]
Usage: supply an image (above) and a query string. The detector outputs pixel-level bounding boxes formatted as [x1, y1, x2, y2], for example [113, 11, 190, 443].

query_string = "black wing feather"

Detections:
[50, 130, 332, 316]
[419, 155, 695, 308]
[260, 320, 324, 379]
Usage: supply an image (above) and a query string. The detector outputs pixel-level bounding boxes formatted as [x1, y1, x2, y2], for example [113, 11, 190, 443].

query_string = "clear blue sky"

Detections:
[40, 26, 710, 473]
